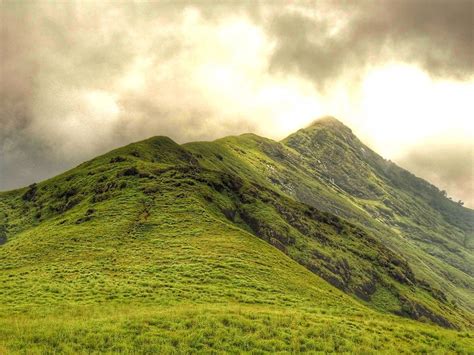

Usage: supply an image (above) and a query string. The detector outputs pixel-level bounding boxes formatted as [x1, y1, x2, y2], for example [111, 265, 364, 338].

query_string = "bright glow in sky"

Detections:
[354, 64, 474, 158]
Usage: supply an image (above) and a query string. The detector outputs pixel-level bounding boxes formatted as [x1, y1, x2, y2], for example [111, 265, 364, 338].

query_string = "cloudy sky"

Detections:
[1, 0, 473, 206]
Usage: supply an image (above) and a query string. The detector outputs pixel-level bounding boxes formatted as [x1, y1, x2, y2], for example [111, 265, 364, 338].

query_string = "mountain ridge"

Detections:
[1, 117, 473, 352]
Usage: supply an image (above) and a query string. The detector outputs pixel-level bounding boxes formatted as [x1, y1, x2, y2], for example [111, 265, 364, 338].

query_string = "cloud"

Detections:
[267, 0, 474, 88]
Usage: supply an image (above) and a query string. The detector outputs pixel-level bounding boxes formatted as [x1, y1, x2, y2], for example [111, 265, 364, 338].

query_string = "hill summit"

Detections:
[1, 117, 473, 352]
[306, 115, 348, 127]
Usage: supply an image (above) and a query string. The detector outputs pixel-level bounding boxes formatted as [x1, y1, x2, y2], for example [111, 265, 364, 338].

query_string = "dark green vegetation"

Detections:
[1, 117, 473, 353]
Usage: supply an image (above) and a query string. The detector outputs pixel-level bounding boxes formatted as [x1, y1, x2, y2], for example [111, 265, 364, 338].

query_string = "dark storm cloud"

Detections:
[268, 0, 474, 88]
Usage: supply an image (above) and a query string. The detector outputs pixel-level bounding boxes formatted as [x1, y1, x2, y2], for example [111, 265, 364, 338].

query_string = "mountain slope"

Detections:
[184, 119, 473, 326]
[1, 120, 473, 352]
[283, 117, 474, 310]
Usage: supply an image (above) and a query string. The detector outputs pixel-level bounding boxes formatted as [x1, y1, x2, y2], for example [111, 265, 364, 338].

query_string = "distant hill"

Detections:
[1, 117, 473, 352]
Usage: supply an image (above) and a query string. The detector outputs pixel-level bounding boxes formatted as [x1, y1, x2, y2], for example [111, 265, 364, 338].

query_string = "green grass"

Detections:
[0, 119, 473, 352]
[2, 304, 473, 353]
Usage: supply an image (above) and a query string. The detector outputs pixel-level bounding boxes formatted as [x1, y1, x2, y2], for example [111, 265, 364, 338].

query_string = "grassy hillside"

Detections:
[184, 121, 473, 327]
[1, 122, 473, 352]
[283, 118, 474, 312]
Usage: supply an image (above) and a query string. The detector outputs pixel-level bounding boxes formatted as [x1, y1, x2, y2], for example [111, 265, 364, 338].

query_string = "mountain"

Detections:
[1, 117, 473, 352]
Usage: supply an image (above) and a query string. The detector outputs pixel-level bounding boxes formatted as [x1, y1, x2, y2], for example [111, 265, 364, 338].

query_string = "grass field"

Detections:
[3, 304, 473, 353]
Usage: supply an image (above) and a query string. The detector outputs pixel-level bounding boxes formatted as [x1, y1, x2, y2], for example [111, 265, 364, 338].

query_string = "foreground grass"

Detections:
[1, 304, 473, 354]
